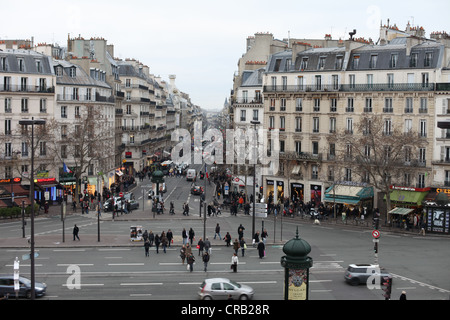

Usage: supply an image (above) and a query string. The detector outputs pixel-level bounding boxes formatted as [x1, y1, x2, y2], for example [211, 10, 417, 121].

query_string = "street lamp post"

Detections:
[19, 117, 46, 300]
[250, 120, 260, 240]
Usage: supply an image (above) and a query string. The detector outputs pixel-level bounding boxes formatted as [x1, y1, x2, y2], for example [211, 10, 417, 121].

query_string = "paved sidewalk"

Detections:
[1, 202, 448, 249]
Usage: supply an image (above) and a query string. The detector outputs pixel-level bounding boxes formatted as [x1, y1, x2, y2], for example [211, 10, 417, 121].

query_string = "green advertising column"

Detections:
[280, 227, 313, 300]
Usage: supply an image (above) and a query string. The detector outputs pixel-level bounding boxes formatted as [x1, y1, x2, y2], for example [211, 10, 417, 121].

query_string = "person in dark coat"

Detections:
[257, 241, 265, 259]
[73, 224, 80, 241]
[399, 291, 407, 300]
[144, 240, 150, 257]
[154, 234, 161, 253]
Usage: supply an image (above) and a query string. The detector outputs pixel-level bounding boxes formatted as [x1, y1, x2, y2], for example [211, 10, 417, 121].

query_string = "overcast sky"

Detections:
[1, 0, 449, 110]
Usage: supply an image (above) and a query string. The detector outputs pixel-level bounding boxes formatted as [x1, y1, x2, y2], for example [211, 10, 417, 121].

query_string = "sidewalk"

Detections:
[1, 203, 447, 249]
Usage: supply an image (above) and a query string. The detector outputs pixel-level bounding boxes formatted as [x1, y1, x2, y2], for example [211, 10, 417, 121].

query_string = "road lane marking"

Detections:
[120, 283, 163, 286]
[108, 263, 145, 266]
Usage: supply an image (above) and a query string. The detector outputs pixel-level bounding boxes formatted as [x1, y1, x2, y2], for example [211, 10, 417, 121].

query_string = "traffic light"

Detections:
[382, 277, 392, 300]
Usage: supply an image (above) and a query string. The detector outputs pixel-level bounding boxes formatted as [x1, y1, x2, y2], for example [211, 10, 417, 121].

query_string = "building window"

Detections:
[384, 98, 393, 113]
[21, 98, 28, 113]
[4, 119, 11, 135]
[296, 98, 303, 112]
[329, 117, 336, 133]
[384, 119, 392, 136]
[330, 98, 337, 112]
[295, 117, 302, 132]
[369, 55, 378, 68]
[313, 98, 320, 112]
[405, 98, 413, 113]
[365, 98, 373, 113]
[39, 141, 46, 156]
[280, 98, 286, 111]
[300, 58, 308, 70]
[295, 141, 302, 155]
[240, 110, 246, 122]
[313, 117, 319, 133]
[61, 106, 67, 118]
[252, 109, 259, 121]
[390, 54, 398, 68]
[352, 55, 360, 69]
[410, 53, 418, 67]
[40, 99, 47, 113]
[269, 116, 275, 129]
[346, 98, 354, 112]
[424, 52, 433, 67]
[346, 118, 353, 134]
[419, 120, 427, 138]
[279, 116, 285, 131]
[312, 142, 319, 155]
[318, 57, 326, 70]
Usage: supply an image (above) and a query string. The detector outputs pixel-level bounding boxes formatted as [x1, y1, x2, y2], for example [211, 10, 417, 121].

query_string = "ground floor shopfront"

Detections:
[264, 177, 324, 207]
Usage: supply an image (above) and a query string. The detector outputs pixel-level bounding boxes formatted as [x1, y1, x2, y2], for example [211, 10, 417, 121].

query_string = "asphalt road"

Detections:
[1, 164, 450, 300]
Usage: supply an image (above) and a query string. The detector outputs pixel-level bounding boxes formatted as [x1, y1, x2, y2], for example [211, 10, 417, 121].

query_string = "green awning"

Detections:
[385, 190, 428, 206]
[388, 207, 414, 215]
[324, 185, 373, 205]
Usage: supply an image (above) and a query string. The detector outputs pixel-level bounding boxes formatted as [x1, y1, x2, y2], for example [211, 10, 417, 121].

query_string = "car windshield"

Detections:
[19, 277, 31, 285]
[229, 280, 241, 288]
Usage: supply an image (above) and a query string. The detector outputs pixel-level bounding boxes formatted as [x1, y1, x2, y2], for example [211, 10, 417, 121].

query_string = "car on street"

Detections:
[191, 185, 204, 195]
[344, 264, 392, 286]
[128, 199, 139, 211]
[186, 169, 196, 181]
[0, 275, 47, 299]
[198, 278, 254, 300]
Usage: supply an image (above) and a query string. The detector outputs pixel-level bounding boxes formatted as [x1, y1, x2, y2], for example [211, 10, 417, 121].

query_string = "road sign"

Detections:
[372, 230, 380, 239]
[119, 192, 124, 197]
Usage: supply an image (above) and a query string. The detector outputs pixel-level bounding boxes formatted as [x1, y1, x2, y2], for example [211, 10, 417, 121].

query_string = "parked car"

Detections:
[0, 275, 47, 299]
[344, 264, 392, 286]
[198, 278, 254, 300]
[191, 185, 204, 195]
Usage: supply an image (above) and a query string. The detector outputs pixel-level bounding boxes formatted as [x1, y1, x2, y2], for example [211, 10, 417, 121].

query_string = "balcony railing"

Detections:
[1, 85, 55, 93]
[263, 83, 436, 93]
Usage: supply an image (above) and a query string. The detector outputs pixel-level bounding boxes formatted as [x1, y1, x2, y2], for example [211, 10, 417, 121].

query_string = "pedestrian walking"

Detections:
[187, 253, 195, 272]
[204, 237, 211, 255]
[239, 238, 247, 257]
[161, 232, 168, 253]
[188, 227, 195, 245]
[257, 241, 265, 259]
[197, 238, 204, 256]
[148, 231, 154, 247]
[224, 232, 232, 247]
[231, 253, 238, 272]
[261, 229, 268, 245]
[167, 229, 173, 247]
[419, 220, 426, 236]
[214, 223, 221, 240]
[144, 240, 150, 257]
[202, 251, 210, 272]
[155, 234, 161, 253]
[233, 238, 240, 255]
[180, 245, 186, 264]
[73, 224, 80, 241]
[182, 228, 188, 245]
[237, 224, 245, 240]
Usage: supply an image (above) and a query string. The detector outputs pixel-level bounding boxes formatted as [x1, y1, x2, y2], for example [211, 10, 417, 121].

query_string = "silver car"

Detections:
[198, 278, 254, 300]
[344, 264, 392, 286]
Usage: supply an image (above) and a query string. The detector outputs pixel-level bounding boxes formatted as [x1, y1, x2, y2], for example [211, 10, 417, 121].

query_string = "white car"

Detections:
[198, 278, 254, 300]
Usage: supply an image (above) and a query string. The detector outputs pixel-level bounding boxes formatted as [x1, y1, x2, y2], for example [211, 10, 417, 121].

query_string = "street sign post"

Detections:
[250, 203, 267, 218]
[14, 257, 19, 299]
[372, 230, 380, 239]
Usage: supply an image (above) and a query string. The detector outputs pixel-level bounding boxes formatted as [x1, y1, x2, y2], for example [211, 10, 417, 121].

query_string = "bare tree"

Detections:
[49, 105, 115, 202]
[329, 114, 429, 223]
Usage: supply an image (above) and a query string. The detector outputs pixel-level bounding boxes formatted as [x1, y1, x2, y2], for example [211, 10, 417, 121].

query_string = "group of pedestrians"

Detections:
[142, 229, 174, 256]
[137, 222, 268, 274]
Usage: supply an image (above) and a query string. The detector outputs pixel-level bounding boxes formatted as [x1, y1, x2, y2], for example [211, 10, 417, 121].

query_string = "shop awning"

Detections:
[388, 207, 414, 215]
[385, 189, 429, 206]
[324, 184, 373, 205]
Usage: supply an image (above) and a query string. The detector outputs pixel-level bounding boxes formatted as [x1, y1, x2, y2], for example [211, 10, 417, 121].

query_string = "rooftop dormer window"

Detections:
[69, 67, 76, 78]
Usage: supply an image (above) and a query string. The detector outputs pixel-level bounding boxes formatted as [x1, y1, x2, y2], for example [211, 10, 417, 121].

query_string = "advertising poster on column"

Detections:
[288, 269, 308, 300]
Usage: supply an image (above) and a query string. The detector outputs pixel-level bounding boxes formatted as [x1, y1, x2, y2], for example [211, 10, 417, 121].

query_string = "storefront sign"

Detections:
[0, 177, 21, 184]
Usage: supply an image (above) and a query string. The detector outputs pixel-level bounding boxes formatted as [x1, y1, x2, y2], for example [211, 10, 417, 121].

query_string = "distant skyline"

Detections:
[1, 0, 449, 110]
